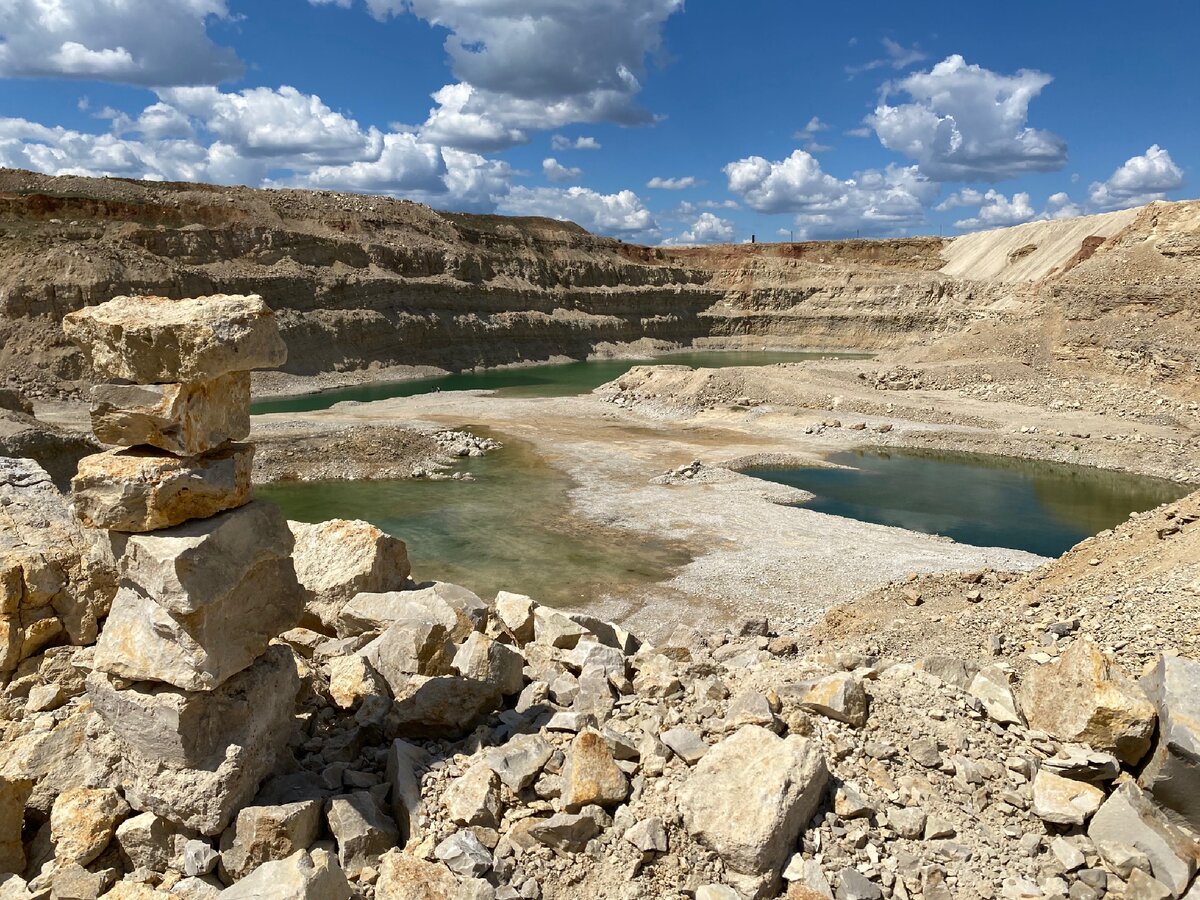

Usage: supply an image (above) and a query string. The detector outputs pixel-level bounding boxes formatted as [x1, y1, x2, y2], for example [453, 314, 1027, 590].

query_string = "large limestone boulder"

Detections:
[90, 374, 251, 456]
[1088, 781, 1200, 897]
[117, 501, 294, 616]
[1020, 640, 1157, 764]
[678, 725, 829, 899]
[324, 792, 400, 879]
[87, 645, 301, 835]
[217, 849, 351, 900]
[62, 294, 287, 383]
[71, 444, 254, 533]
[384, 675, 503, 739]
[0, 458, 117, 673]
[93, 556, 302, 691]
[1139, 655, 1200, 830]
[288, 520, 411, 633]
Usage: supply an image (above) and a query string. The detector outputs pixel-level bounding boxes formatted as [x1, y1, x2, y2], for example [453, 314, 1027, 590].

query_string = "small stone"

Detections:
[443, 763, 502, 829]
[968, 666, 1023, 726]
[624, 817, 668, 854]
[783, 673, 868, 727]
[324, 792, 401, 878]
[836, 867, 882, 900]
[1050, 836, 1086, 871]
[434, 831, 492, 877]
[887, 807, 927, 839]
[908, 737, 942, 768]
[660, 727, 708, 765]
[561, 730, 629, 810]
[1031, 769, 1105, 826]
[327, 655, 388, 709]
[218, 849, 351, 900]
[182, 840, 219, 877]
[484, 734, 553, 792]
[494, 592, 537, 644]
[218, 800, 323, 883]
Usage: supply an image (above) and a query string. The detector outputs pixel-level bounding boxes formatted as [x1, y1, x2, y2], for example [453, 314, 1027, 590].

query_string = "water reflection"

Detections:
[745, 448, 1191, 557]
[258, 432, 691, 607]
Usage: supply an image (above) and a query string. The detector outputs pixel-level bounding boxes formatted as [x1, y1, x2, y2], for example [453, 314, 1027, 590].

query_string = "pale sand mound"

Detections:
[939, 206, 1138, 282]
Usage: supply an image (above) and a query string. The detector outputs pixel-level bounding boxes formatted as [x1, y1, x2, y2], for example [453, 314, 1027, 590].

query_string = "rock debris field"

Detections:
[0, 294, 1197, 900]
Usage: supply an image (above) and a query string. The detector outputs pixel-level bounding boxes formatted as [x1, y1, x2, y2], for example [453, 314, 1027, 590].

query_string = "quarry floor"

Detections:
[36, 355, 1197, 637]
[233, 356, 1198, 637]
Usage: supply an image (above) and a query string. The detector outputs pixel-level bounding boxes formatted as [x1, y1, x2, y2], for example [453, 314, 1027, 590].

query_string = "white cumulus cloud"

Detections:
[668, 212, 735, 245]
[551, 135, 601, 151]
[1087, 145, 1184, 211]
[319, 0, 683, 150]
[497, 186, 657, 239]
[952, 190, 1036, 230]
[723, 149, 937, 238]
[0, 0, 242, 86]
[647, 176, 696, 190]
[542, 157, 582, 183]
[868, 55, 1067, 181]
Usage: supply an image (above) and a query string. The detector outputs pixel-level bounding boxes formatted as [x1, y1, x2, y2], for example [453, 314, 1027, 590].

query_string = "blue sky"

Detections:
[0, 0, 1194, 244]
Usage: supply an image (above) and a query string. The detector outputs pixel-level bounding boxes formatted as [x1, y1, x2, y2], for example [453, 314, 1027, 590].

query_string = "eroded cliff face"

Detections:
[1, 167, 1197, 399]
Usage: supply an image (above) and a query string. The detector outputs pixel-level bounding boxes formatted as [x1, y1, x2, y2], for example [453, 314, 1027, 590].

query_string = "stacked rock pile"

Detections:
[62, 294, 305, 836]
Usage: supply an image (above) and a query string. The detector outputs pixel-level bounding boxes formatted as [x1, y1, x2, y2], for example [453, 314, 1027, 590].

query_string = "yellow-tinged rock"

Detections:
[63, 294, 286, 383]
[71, 444, 253, 532]
[50, 787, 130, 866]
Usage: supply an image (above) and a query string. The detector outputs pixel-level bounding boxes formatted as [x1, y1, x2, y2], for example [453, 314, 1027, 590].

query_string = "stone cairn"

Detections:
[62, 294, 304, 837]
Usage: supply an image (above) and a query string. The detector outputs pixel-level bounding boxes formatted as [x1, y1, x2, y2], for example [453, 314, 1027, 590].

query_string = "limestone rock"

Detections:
[679, 725, 829, 899]
[183, 839, 220, 876]
[1139, 654, 1200, 829]
[360, 621, 455, 693]
[90, 375, 250, 456]
[452, 632, 525, 697]
[385, 740, 428, 846]
[1088, 781, 1199, 896]
[217, 849, 351, 900]
[783, 673, 868, 727]
[527, 810, 606, 852]
[62, 294, 286, 383]
[494, 592, 536, 644]
[484, 734, 553, 792]
[50, 862, 117, 900]
[660, 728, 708, 765]
[324, 792, 401, 879]
[1020, 640, 1156, 764]
[433, 831, 491, 877]
[288, 520, 411, 633]
[218, 801, 322, 884]
[94, 556, 301, 691]
[533, 607, 588, 649]
[117, 501, 293, 616]
[71, 444, 254, 533]
[327, 656, 387, 710]
[443, 763, 502, 829]
[625, 817, 668, 854]
[88, 645, 300, 835]
[375, 849, 459, 900]
[1031, 769, 1106, 826]
[339, 584, 485, 642]
[50, 787, 130, 866]
[383, 675, 501, 739]
[0, 458, 116, 671]
[561, 730, 629, 811]
[114, 813, 176, 873]
[968, 666, 1023, 726]
[0, 777, 32, 875]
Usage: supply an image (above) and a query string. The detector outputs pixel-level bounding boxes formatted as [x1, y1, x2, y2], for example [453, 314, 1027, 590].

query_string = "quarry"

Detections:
[0, 168, 1198, 900]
